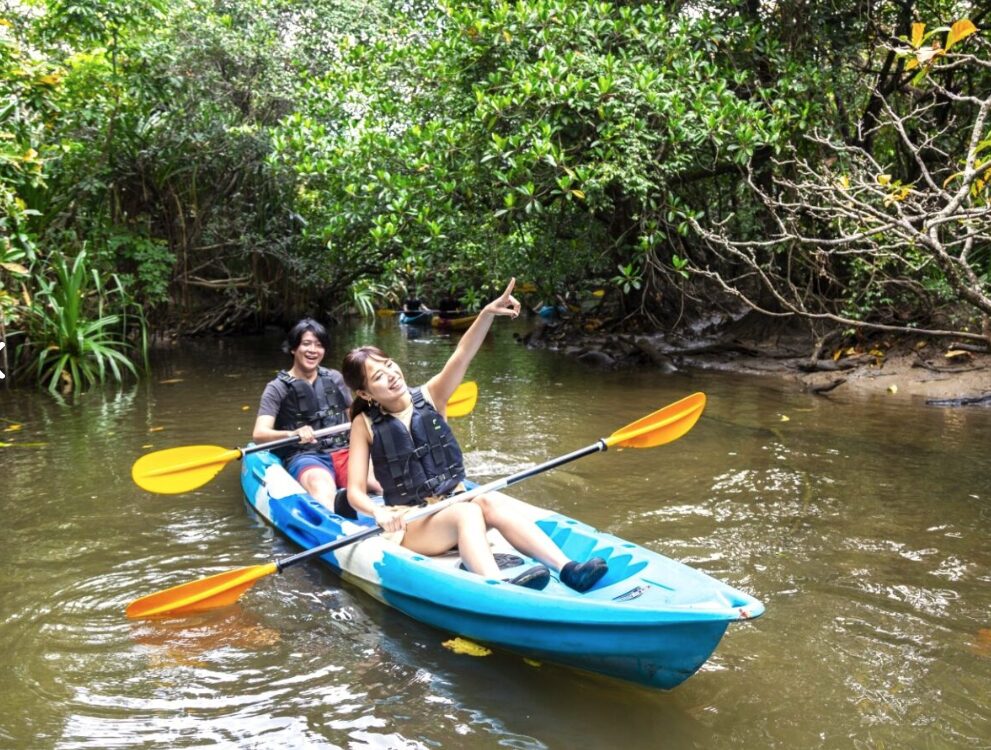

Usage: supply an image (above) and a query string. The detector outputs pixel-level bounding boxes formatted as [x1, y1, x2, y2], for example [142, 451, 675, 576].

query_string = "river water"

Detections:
[1, 318, 989, 749]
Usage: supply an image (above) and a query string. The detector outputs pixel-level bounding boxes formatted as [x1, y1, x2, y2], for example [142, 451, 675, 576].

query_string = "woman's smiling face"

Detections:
[360, 355, 407, 404]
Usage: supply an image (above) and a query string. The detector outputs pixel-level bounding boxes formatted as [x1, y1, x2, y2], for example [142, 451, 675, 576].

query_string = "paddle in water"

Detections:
[131, 380, 479, 494]
[126, 392, 705, 618]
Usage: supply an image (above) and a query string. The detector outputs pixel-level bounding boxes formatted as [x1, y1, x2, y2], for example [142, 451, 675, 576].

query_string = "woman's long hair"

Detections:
[341, 345, 390, 419]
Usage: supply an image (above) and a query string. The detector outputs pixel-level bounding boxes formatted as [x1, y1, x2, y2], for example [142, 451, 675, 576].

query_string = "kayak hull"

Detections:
[240, 450, 763, 690]
[398, 310, 431, 325]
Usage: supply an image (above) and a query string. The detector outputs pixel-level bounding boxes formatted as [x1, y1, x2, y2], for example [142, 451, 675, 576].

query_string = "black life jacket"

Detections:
[368, 387, 465, 506]
[273, 367, 350, 461]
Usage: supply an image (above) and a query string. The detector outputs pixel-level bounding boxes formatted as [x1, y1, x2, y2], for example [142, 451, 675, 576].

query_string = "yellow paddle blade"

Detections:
[132, 445, 242, 494]
[126, 563, 278, 619]
[605, 392, 706, 449]
[446, 380, 478, 418]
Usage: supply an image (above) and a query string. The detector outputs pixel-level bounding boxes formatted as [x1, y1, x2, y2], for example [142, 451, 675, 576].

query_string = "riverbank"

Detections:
[520, 320, 991, 405]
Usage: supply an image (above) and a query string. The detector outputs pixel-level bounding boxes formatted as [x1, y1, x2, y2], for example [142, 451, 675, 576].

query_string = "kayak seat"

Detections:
[459, 553, 525, 572]
[333, 487, 358, 520]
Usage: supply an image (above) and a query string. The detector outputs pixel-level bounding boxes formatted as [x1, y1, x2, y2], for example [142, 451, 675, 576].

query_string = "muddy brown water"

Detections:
[1, 318, 989, 749]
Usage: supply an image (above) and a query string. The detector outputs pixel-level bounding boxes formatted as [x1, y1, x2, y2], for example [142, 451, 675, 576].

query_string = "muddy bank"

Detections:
[519, 319, 991, 406]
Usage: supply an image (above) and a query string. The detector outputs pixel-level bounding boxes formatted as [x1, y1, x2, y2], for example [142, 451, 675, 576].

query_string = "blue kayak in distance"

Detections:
[398, 310, 432, 325]
[240, 450, 764, 690]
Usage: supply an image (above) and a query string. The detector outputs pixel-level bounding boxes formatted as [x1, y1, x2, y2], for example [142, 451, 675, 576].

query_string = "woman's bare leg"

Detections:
[402, 503, 501, 577]
[474, 493, 570, 570]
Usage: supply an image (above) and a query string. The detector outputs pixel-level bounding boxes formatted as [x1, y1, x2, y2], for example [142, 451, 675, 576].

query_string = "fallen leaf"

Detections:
[442, 637, 492, 657]
[241, 405, 250, 411]
[780, 415, 790, 422]
[887, 384, 898, 394]
[972, 628, 991, 657]
[159, 378, 184, 384]
[523, 658, 542, 668]
[945, 349, 973, 360]
[149, 426, 165, 432]
[142, 444, 153, 448]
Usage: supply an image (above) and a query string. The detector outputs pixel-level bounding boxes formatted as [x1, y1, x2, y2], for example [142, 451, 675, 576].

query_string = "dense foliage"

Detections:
[0, 0, 988, 390]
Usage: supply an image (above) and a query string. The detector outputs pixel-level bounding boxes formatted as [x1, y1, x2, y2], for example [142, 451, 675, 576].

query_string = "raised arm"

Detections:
[426, 278, 520, 412]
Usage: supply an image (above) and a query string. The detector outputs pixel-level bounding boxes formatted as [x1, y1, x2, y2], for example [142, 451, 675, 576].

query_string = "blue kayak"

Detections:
[398, 310, 432, 325]
[240, 450, 764, 689]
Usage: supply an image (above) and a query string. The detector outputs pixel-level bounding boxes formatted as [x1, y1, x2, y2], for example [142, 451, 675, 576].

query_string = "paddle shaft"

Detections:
[244, 421, 351, 458]
[273, 439, 607, 573]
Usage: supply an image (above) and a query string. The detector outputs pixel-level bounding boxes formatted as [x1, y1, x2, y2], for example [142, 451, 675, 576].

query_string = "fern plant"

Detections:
[26, 250, 146, 393]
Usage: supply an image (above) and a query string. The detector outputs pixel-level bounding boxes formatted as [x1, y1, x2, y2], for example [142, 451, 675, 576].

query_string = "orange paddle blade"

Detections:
[126, 563, 278, 619]
[605, 392, 706, 449]
[132, 445, 242, 494]
[446, 380, 478, 418]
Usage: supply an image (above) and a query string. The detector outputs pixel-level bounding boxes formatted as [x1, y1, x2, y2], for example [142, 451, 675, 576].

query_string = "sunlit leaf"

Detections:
[945, 349, 973, 359]
[4, 424, 23, 432]
[910, 22, 925, 48]
[946, 20, 977, 51]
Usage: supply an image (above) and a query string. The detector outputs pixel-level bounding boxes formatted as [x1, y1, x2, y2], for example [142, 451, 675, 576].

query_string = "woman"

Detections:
[253, 318, 359, 511]
[342, 279, 608, 592]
